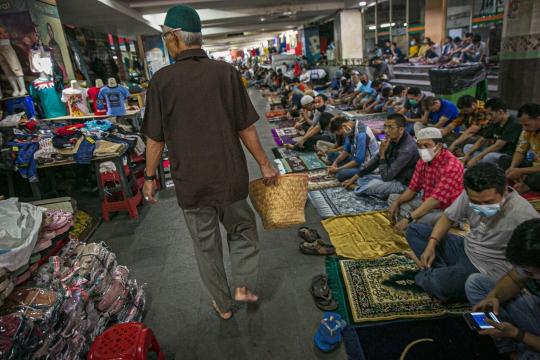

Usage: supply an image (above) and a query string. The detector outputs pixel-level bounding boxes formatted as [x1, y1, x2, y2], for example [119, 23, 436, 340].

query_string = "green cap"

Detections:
[164, 5, 202, 33]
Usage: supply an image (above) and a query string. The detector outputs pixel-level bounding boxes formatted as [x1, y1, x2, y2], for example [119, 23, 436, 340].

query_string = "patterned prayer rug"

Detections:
[362, 120, 385, 131]
[520, 191, 540, 214]
[275, 119, 297, 128]
[308, 175, 389, 219]
[272, 127, 300, 146]
[307, 169, 341, 191]
[321, 211, 410, 259]
[267, 116, 287, 123]
[339, 254, 471, 323]
[272, 147, 303, 159]
[275, 153, 327, 174]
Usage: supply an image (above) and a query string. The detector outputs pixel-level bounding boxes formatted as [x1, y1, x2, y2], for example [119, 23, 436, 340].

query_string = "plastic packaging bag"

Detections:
[428, 63, 487, 95]
[0, 199, 43, 271]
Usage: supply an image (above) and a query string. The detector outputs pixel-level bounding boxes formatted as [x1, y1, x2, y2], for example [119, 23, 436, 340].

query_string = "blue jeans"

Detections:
[374, 103, 385, 112]
[14, 142, 40, 183]
[463, 52, 481, 63]
[466, 273, 540, 358]
[327, 151, 360, 182]
[406, 223, 480, 301]
[354, 175, 407, 200]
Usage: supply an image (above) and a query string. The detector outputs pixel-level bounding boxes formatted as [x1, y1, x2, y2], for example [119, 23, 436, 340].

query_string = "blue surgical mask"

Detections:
[410, 41, 415, 46]
[468, 202, 501, 217]
[409, 99, 418, 105]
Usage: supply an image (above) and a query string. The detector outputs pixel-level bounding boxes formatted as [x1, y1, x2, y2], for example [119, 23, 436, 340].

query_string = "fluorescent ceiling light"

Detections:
[368, 26, 376, 30]
[359, 1, 367, 5]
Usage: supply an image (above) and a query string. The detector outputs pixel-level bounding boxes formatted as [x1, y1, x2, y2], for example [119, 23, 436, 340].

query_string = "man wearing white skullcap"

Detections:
[388, 127, 465, 235]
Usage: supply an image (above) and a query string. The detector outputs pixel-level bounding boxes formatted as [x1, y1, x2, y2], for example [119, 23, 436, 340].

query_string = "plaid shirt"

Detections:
[409, 149, 465, 210]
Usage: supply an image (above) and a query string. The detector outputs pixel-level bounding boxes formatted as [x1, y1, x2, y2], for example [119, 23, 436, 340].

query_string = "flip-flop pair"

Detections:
[310, 274, 337, 311]
[300, 240, 336, 255]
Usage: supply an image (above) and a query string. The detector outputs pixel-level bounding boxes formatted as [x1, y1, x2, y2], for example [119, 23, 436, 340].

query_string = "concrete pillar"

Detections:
[499, 0, 540, 109]
[333, 10, 363, 61]
[425, 0, 446, 44]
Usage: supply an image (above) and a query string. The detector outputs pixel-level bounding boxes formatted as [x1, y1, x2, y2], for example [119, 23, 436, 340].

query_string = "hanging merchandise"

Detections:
[28, 45, 68, 119]
[61, 80, 90, 117]
[0, 30, 27, 98]
[98, 78, 130, 116]
[87, 79, 108, 115]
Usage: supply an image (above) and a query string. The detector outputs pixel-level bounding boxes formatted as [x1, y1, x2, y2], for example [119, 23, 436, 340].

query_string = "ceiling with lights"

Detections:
[56, 0, 367, 52]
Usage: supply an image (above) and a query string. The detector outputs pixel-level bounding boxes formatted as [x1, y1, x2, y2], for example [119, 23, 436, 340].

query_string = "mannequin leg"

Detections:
[15, 76, 27, 96]
[8, 77, 20, 97]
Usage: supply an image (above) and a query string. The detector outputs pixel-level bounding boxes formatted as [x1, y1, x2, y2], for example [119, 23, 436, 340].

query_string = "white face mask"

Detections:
[418, 145, 439, 162]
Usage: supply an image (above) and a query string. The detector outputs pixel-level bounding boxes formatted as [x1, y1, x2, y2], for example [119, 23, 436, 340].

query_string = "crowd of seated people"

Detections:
[260, 36, 538, 359]
[367, 32, 490, 65]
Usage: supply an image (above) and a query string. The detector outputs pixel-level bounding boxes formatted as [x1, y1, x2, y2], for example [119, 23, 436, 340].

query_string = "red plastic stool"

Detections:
[88, 322, 165, 360]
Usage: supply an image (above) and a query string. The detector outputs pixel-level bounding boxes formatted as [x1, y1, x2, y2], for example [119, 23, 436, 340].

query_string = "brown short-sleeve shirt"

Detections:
[140, 49, 259, 209]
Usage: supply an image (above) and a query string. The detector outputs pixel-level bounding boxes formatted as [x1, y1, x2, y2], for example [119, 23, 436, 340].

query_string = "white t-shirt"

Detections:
[61, 87, 90, 117]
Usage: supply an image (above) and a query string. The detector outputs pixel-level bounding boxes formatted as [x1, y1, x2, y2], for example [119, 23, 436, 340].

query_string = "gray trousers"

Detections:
[354, 177, 407, 200]
[387, 193, 444, 226]
[182, 199, 260, 313]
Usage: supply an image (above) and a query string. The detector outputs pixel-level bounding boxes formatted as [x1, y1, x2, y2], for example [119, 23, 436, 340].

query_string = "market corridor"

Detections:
[88, 87, 345, 359]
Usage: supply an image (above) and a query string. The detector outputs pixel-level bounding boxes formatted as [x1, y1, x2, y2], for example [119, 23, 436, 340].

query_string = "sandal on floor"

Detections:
[298, 227, 321, 243]
[300, 239, 336, 255]
[212, 301, 233, 320]
[310, 274, 337, 311]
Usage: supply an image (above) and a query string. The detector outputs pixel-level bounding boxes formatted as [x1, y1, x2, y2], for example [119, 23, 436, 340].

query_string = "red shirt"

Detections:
[87, 86, 108, 115]
[408, 149, 464, 209]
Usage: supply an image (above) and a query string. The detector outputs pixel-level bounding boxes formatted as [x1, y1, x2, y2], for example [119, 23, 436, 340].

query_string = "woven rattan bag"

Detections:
[248, 174, 309, 230]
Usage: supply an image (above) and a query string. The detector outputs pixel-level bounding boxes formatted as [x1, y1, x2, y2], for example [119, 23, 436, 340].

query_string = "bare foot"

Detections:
[402, 250, 422, 269]
[346, 184, 357, 191]
[212, 301, 232, 320]
[284, 144, 294, 150]
[235, 287, 258, 302]
[514, 182, 531, 194]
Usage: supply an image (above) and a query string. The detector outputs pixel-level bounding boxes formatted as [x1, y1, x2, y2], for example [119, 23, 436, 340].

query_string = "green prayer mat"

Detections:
[326, 255, 472, 324]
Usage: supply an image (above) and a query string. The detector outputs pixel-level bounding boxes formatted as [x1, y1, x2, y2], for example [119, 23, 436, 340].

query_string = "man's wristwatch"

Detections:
[144, 170, 156, 181]
[514, 328, 526, 343]
[405, 213, 414, 223]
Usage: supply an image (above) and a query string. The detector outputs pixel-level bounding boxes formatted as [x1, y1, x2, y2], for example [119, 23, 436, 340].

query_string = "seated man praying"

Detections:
[362, 80, 393, 114]
[464, 98, 522, 168]
[388, 127, 464, 233]
[403, 163, 539, 303]
[498, 103, 540, 194]
[415, 96, 459, 136]
[466, 218, 540, 360]
[341, 114, 420, 199]
[446, 95, 488, 156]
[327, 117, 380, 182]
[286, 97, 335, 151]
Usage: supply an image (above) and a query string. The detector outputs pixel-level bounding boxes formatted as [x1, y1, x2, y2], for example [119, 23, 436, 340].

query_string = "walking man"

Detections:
[141, 5, 279, 320]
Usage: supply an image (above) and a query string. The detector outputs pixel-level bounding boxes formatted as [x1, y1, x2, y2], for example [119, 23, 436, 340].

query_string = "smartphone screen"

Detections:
[467, 312, 500, 330]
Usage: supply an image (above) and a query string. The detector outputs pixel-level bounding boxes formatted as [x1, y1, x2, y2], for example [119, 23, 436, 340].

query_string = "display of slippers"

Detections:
[310, 274, 338, 311]
[298, 227, 322, 243]
[300, 239, 336, 255]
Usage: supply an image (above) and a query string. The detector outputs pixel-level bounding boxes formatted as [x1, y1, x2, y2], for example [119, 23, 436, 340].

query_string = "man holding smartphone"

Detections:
[466, 219, 540, 359]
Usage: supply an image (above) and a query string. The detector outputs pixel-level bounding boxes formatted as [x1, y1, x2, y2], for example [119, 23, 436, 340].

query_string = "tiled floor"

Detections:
[88, 87, 347, 359]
